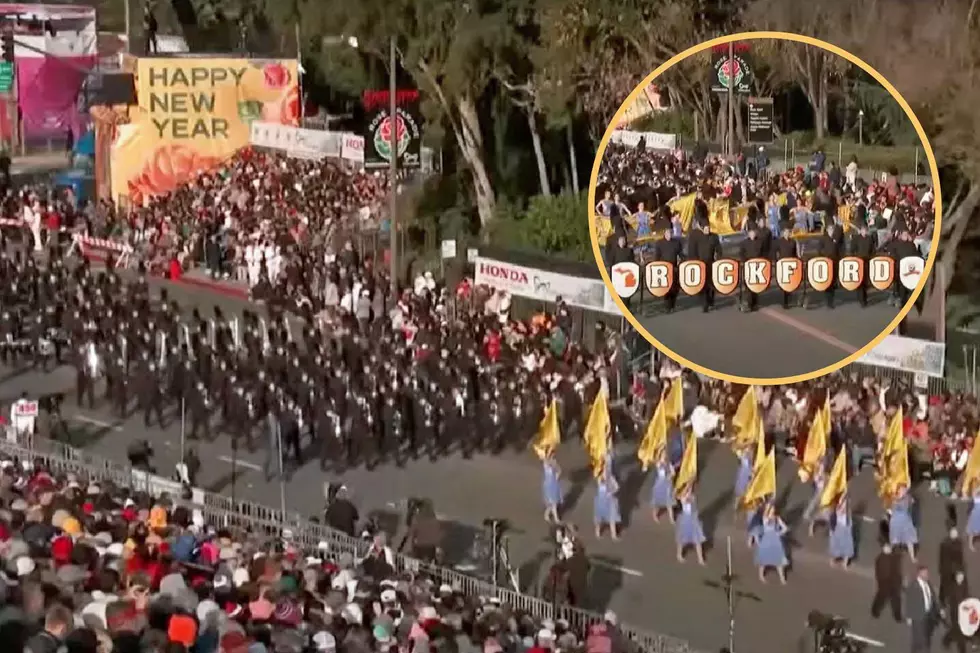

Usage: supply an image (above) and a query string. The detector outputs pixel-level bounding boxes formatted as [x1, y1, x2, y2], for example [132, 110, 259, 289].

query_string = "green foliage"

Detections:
[630, 109, 696, 139]
[489, 191, 592, 262]
[775, 132, 920, 174]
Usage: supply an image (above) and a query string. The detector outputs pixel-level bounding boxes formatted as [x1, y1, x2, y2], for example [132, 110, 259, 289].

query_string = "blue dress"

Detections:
[966, 495, 980, 538]
[755, 517, 789, 568]
[675, 498, 706, 546]
[542, 461, 561, 510]
[650, 463, 674, 509]
[829, 507, 855, 560]
[593, 474, 621, 525]
[889, 494, 918, 547]
[746, 506, 764, 543]
[734, 454, 752, 501]
[803, 477, 831, 525]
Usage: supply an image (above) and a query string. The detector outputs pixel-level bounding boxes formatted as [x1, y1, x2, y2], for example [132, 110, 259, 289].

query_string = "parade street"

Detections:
[0, 257, 957, 653]
[636, 286, 897, 379]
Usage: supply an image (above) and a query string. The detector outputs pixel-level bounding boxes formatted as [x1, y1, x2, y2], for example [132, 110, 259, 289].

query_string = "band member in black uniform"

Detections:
[653, 227, 683, 313]
[687, 222, 720, 312]
[818, 223, 843, 309]
[187, 381, 212, 441]
[139, 360, 166, 428]
[849, 222, 875, 308]
[737, 226, 765, 312]
[774, 229, 800, 309]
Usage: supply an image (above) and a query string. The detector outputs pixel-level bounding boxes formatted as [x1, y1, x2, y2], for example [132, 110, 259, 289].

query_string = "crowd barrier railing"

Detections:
[0, 434, 704, 653]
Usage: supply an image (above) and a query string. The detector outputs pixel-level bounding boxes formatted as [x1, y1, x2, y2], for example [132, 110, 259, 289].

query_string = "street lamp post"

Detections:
[388, 35, 398, 300]
[858, 110, 864, 147]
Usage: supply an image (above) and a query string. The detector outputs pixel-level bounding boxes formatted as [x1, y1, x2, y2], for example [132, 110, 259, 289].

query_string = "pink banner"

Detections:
[16, 55, 94, 138]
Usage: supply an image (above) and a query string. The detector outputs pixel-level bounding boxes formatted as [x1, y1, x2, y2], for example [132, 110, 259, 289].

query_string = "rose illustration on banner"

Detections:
[261, 85, 301, 125]
[127, 143, 220, 206]
[374, 114, 410, 161]
[262, 62, 292, 89]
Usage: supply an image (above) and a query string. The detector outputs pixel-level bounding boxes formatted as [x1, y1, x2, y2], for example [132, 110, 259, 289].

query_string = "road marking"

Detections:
[845, 632, 886, 648]
[590, 559, 644, 577]
[860, 515, 878, 523]
[217, 456, 263, 471]
[760, 307, 859, 354]
[69, 415, 123, 430]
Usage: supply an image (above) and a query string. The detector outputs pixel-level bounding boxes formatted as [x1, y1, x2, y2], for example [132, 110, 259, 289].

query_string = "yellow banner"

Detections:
[111, 57, 300, 203]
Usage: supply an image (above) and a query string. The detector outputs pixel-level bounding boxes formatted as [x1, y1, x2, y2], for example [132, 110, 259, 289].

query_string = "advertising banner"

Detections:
[858, 334, 946, 378]
[110, 57, 299, 203]
[609, 130, 677, 150]
[474, 256, 620, 316]
[249, 121, 340, 159]
[2, 3, 97, 138]
[362, 88, 422, 169]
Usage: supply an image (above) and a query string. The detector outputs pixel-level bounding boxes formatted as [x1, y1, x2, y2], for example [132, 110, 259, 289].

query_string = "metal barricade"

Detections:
[0, 434, 702, 653]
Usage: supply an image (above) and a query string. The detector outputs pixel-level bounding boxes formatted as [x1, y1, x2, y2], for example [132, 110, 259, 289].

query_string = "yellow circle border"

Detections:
[587, 31, 943, 386]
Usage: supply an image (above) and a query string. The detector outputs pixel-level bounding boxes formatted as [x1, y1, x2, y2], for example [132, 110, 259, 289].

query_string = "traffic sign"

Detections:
[0, 62, 14, 93]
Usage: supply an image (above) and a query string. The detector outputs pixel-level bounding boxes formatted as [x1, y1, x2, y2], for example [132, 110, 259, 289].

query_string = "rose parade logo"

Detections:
[369, 109, 420, 163]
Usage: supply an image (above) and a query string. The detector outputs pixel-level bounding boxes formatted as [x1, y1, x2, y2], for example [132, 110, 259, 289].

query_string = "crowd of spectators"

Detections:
[0, 449, 634, 653]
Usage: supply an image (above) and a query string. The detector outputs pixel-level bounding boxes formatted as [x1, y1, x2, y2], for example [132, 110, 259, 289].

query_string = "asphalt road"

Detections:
[634, 286, 897, 380]
[0, 271, 959, 653]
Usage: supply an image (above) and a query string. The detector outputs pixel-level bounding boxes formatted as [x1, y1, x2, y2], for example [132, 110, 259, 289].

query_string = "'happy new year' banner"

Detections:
[110, 57, 299, 204]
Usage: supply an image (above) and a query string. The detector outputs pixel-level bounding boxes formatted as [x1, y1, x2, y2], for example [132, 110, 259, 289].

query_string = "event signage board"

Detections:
[361, 88, 422, 170]
[858, 334, 946, 378]
[747, 97, 774, 143]
[710, 51, 753, 94]
[110, 57, 299, 203]
[474, 256, 620, 316]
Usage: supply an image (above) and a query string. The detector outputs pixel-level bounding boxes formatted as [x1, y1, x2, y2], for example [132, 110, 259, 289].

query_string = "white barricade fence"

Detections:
[473, 255, 620, 316]
[609, 129, 678, 151]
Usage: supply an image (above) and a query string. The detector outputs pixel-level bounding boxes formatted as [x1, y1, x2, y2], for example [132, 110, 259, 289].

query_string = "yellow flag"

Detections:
[959, 429, 980, 497]
[584, 392, 611, 478]
[740, 449, 776, 511]
[732, 387, 758, 445]
[674, 432, 698, 493]
[668, 193, 697, 232]
[819, 448, 848, 510]
[708, 198, 736, 235]
[877, 409, 909, 504]
[664, 379, 684, 425]
[798, 401, 829, 482]
[532, 399, 561, 460]
[637, 399, 668, 471]
[752, 416, 766, 474]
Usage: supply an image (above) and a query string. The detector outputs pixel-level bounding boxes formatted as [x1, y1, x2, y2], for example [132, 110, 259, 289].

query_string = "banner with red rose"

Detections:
[361, 88, 422, 170]
[110, 57, 299, 204]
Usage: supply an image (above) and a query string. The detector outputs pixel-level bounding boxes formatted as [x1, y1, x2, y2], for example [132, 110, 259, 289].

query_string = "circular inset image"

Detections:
[589, 32, 941, 385]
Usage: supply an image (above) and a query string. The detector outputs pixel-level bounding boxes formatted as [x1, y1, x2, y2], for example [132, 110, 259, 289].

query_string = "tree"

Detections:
[490, 191, 592, 261]
[742, 0, 980, 308]
[266, 0, 529, 228]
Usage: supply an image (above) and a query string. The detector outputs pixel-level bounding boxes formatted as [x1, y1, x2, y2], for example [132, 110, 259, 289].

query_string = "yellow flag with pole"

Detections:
[798, 401, 829, 482]
[731, 387, 758, 450]
[664, 379, 684, 426]
[531, 399, 561, 461]
[819, 448, 848, 510]
[740, 449, 776, 511]
[959, 428, 980, 497]
[752, 416, 766, 474]
[584, 392, 611, 478]
[674, 432, 698, 494]
[637, 397, 668, 472]
[876, 409, 909, 504]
